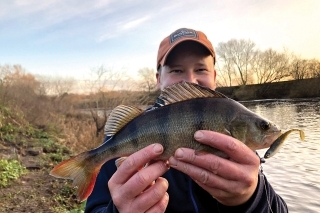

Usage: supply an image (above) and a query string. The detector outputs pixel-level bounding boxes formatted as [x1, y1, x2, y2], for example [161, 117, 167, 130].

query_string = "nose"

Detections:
[183, 72, 198, 84]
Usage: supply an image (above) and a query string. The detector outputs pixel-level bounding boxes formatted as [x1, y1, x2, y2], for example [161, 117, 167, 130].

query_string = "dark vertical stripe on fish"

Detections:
[126, 116, 140, 148]
[109, 145, 118, 154]
[157, 106, 170, 150]
[192, 99, 205, 130]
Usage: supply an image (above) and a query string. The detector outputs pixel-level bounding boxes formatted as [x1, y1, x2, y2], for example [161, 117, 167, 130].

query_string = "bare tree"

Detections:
[137, 67, 157, 93]
[306, 59, 320, 78]
[34, 75, 51, 96]
[252, 48, 291, 84]
[84, 65, 133, 137]
[50, 77, 75, 96]
[216, 39, 257, 85]
[215, 44, 236, 86]
[0, 64, 40, 103]
[289, 58, 310, 80]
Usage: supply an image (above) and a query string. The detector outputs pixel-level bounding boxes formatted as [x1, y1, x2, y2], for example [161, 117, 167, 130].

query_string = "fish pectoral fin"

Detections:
[105, 105, 143, 136]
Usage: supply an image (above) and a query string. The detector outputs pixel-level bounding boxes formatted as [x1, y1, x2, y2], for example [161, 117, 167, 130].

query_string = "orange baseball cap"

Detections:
[157, 28, 215, 69]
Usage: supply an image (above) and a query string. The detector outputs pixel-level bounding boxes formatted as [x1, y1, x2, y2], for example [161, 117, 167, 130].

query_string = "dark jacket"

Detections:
[85, 103, 288, 213]
[85, 154, 288, 213]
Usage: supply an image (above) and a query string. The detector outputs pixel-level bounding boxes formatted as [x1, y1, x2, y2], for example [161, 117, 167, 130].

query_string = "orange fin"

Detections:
[50, 152, 102, 202]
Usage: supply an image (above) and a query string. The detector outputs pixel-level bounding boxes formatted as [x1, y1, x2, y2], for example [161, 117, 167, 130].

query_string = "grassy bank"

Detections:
[1, 75, 319, 212]
[0, 102, 100, 212]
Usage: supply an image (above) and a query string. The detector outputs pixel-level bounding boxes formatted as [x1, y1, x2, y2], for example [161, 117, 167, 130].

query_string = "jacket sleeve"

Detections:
[217, 170, 288, 213]
[84, 159, 119, 213]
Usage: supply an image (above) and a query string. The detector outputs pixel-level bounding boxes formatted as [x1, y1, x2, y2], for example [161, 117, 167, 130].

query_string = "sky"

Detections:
[1, 0, 319, 80]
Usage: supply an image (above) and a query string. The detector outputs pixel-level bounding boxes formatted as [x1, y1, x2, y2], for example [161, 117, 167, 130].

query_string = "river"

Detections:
[242, 98, 320, 213]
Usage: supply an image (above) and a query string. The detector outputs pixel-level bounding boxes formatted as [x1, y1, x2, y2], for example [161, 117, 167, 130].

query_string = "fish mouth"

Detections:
[263, 130, 282, 147]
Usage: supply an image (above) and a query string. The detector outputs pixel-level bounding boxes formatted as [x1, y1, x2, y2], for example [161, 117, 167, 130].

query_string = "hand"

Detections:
[168, 130, 260, 206]
[108, 144, 170, 213]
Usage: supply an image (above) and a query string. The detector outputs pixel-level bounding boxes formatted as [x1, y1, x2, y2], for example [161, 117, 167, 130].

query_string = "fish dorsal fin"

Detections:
[104, 105, 143, 136]
[158, 81, 227, 105]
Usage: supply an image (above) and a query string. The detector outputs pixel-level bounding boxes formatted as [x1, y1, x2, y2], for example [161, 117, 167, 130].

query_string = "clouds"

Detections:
[97, 15, 152, 42]
[0, 0, 319, 79]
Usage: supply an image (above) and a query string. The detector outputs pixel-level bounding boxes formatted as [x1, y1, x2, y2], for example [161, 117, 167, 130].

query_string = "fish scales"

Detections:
[50, 82, 282, 201]
[106, 98, 232, 159]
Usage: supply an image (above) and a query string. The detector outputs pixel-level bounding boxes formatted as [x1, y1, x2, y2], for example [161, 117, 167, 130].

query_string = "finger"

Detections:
[170, 148, 253, 181]
[169, 157, 243, 192]
[111, 144, 164, 185]
[194, 130, 259, 165]
[143, 180, 156, 192]
[121, 160, 169, 199]
[133, 177, 169, 213]
[145, 192, 169, 213]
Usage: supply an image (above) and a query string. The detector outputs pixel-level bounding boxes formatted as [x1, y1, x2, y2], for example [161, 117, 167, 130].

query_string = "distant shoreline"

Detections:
[216, 78, 320, 101]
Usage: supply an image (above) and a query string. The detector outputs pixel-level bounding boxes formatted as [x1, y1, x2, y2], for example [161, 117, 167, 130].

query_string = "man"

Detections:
[85, 28, 288, 213]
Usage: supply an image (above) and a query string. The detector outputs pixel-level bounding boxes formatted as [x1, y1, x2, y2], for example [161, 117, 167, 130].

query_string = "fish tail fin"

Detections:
[50, 151, 102, 202]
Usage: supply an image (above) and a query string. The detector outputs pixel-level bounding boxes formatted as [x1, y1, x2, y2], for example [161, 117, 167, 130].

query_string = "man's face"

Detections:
[156, 41, 216, 90]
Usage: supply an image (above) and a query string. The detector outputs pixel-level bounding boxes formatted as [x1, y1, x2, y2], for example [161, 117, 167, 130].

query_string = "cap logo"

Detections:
[169, 28, 198, 44]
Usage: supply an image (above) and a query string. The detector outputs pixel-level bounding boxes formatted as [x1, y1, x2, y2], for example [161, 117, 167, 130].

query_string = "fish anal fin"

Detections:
[105, 105, 143, 136]
[158, 81, 227, 105]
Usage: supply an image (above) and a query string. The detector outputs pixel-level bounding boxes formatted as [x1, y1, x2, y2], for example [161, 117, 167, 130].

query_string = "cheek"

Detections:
[160, 79, 176, 90]
[200, 73, 216, 89]
[197, 77, 215, 89]
[159, 75, 181, 89]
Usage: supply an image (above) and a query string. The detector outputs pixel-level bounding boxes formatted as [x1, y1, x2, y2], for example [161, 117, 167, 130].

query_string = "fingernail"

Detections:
[153, 144, 163, 153]
[194, 131, 204, 140]
[175, 148, 184, 159]
[169, 157, 178, 166]
[165, 192, 169, 199]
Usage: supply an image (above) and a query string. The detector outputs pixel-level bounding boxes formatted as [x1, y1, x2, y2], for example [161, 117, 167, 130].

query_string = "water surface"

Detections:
[243, 98, 320, 213]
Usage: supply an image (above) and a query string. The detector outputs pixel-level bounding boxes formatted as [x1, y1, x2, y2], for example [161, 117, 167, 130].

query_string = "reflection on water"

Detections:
[242, 98, 320, 213]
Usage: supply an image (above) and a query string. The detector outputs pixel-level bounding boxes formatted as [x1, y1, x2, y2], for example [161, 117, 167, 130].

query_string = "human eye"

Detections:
[169, 69, 183, 73]
[196, 68, 207, 72]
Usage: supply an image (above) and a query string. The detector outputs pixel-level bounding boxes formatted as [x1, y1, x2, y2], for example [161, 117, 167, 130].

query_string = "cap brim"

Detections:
[159, 39, 214, 68]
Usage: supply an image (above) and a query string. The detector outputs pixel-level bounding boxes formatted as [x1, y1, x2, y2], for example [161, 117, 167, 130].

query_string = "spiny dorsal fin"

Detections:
[104, 105, 143, 136]
[158, 81, 227, 105]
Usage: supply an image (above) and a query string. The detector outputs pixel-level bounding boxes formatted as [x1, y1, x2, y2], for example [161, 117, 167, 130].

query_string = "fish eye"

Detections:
[260, 121, 271, 130]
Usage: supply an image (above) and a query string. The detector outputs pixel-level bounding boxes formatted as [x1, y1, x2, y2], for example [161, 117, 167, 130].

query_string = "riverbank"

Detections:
[216, 77, 320, 101]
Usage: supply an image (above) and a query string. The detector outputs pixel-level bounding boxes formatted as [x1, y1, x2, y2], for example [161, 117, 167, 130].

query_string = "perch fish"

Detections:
[50, 82, 282, 201]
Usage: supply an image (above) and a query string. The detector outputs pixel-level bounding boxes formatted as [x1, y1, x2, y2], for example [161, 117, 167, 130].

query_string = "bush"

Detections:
[0, 159, 27, 187]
